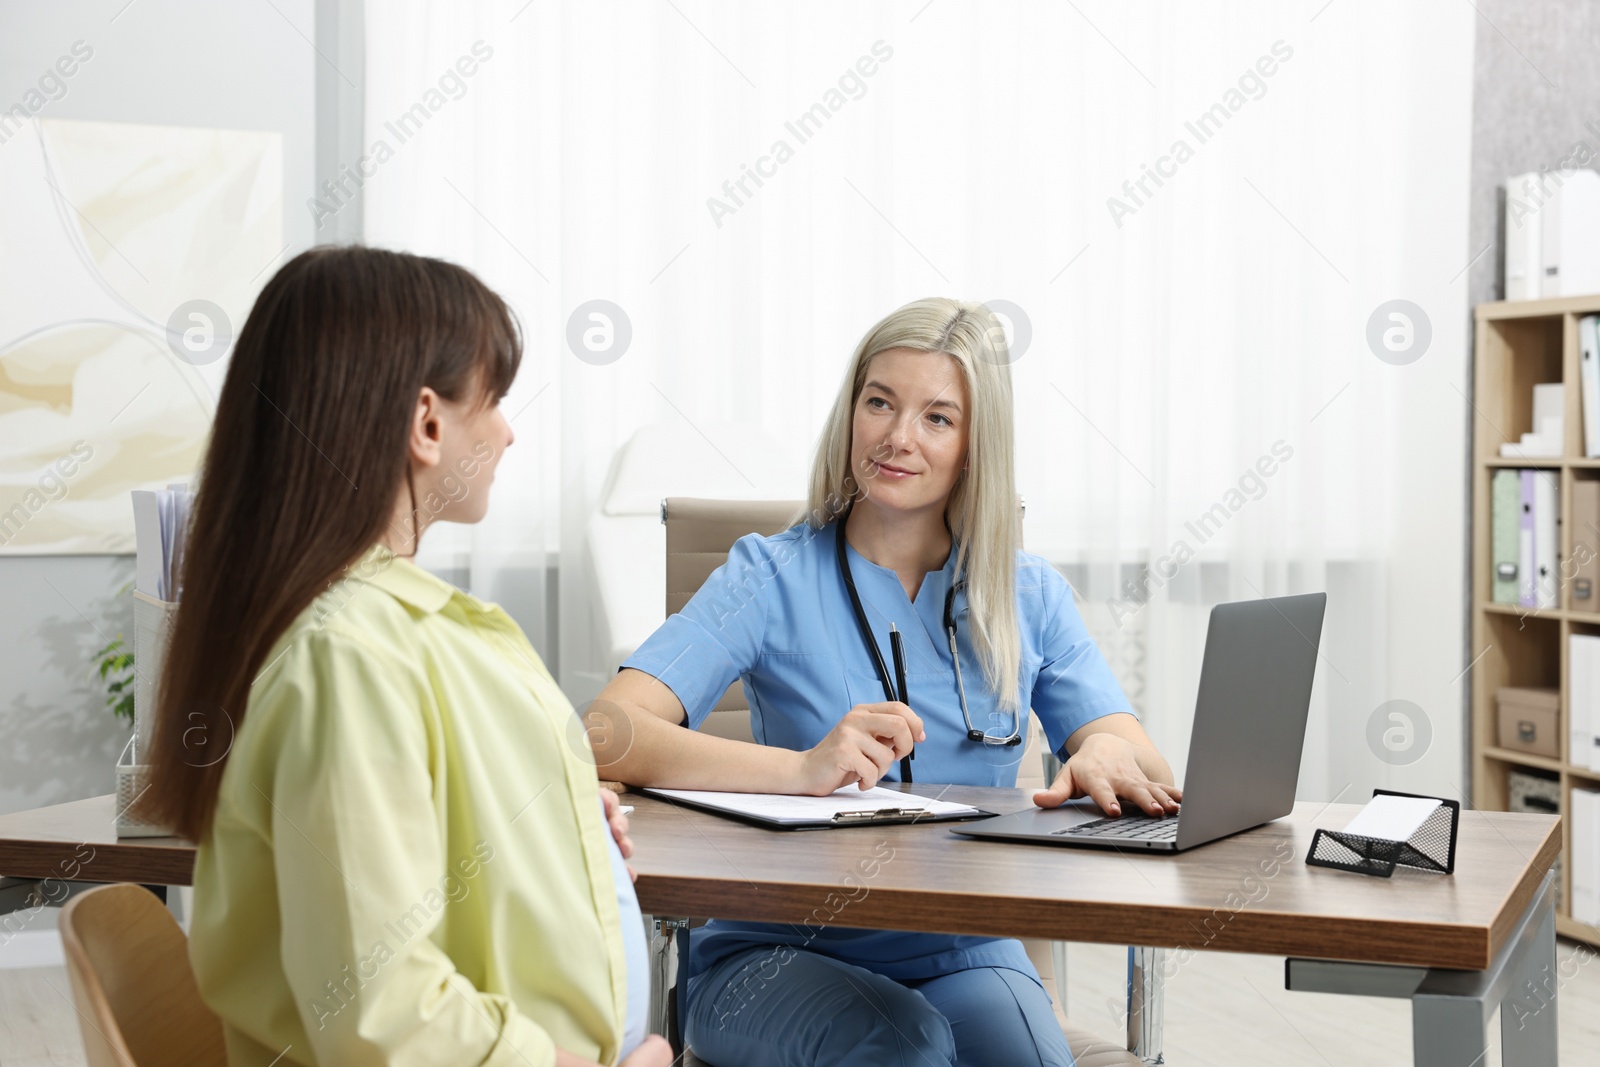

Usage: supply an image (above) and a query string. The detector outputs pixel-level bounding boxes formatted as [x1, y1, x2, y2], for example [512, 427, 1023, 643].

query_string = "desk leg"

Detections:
[1412, 871, 1557, 1067]
[1052, 940, 1069, 1016]
[1410, 995, 1487, 1067]
[1125, 945, 1166, 1064]
[1497, 878, 1558, 1065]
[1288, 871, 1558, 1067]
[0, 877, 35, 917]
[649, 916, 689, 1041]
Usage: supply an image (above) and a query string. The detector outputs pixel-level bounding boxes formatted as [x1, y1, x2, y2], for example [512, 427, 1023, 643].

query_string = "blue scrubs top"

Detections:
[623, 520, 1135, 983]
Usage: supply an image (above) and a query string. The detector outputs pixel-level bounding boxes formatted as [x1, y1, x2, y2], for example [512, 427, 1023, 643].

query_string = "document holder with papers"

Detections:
[640, 785, 992, 830]
[1306, 789, 1459, 878]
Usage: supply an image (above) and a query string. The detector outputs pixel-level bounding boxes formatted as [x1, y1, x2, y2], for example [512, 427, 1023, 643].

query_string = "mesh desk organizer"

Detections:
[1307, 789, 1459, 878]
[116, 589, 177, 838]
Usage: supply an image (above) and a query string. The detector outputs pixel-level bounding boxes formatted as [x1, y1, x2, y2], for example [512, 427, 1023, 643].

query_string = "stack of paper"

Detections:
[131, 484, 193, 602]
[1499, 383, 1564, 458]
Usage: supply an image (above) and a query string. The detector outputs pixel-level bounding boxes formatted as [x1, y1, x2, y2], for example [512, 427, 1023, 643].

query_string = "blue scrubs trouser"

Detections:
[682, 944, 1077, 1066]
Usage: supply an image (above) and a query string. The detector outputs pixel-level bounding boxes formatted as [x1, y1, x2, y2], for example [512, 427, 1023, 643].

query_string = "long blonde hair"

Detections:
[800, 297, 1021, 711]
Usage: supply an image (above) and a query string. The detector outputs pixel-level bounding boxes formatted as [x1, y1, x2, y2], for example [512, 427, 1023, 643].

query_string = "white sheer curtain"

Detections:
[363, 1, 1475, 802]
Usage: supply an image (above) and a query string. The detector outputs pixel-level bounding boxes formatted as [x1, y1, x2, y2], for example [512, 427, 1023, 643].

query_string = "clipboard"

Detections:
[640, 785, 994, 831]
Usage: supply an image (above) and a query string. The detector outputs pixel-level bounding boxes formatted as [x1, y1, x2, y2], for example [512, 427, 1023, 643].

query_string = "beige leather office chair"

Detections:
[657, 497, 1140, 1067]
[663, 497, 796, 741]
[58, 883, 228, 1067]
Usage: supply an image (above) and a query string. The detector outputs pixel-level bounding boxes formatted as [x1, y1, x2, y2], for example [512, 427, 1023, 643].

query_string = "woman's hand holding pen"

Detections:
[792, 701, 925, 794]
[1032, 732, 1182, 817]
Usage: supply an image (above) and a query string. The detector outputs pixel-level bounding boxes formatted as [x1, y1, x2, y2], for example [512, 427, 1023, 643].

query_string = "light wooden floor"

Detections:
[0, 966, 83, 1067]
[1054, 937, 1600, 1066]
[5, 938, 1597, 1065]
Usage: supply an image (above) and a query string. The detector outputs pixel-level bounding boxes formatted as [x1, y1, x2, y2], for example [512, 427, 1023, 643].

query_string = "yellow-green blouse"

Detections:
[190, 547, 626, 1066]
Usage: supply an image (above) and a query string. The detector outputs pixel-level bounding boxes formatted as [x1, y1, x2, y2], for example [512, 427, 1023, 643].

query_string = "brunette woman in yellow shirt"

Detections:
[140, 247, 670, 1067]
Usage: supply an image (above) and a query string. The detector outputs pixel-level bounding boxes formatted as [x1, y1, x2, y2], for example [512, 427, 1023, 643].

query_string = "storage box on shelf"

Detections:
[1497, 687, 1560, 758]
[1472, 293, 1600, 947]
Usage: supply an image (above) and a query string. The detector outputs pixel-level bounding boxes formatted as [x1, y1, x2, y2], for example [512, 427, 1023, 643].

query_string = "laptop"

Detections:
[951, 592, 1326, 852]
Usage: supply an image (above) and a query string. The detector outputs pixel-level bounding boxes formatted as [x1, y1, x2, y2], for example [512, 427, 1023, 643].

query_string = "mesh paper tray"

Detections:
[1306, 789, 1459, 878]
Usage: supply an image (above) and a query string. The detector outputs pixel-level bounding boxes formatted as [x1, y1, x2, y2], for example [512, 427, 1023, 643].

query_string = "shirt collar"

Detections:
[350, 544, 456, 614]
[838, 526, 960, 610]
[839, 525, 960, 580]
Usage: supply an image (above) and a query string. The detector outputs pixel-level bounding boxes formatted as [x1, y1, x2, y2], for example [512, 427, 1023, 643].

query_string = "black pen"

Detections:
[889, 622, 914, 779]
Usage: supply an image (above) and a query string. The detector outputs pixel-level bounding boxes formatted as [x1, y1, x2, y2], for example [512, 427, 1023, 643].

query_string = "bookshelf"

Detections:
[1472, 293, 1600, 948]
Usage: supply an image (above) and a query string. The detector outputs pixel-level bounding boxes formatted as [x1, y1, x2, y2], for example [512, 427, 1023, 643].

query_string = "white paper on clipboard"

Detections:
[644, 785, 981, 826]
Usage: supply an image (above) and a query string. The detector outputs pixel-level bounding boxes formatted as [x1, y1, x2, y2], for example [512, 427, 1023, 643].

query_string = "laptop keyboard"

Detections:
[1051, 813, 1180, 842]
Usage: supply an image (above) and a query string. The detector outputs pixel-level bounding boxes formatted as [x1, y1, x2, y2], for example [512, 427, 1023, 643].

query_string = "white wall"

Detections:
[358, 1, 1482, 810]
[0, 0, 319, 814]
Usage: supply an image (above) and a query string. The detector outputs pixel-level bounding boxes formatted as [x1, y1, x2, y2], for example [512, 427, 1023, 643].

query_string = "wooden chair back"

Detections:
[58, 883, 227, 1067]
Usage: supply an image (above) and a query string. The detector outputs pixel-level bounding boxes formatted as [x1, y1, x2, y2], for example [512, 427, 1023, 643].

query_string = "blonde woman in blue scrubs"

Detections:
[592, 297, 1182, 1066]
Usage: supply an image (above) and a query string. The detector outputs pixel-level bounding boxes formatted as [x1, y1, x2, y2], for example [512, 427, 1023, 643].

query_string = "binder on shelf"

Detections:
[1493, 469, 1521, 603]
[1580, 636, 1600, 773]
[1583, 315, 1600, 457]
[1541, 170, 1600, 298]
[1534, 470, 1560, 609]
[1580, 790, 1593, 921]
[1520, 470, 1537, 607]
[1573, 633, 1597, 771]
[1505, 171, 1543, 301]
[1504, 169, 1600, 300]
[1306, 790, 1459, 878]
[1574, 480, 1600, 609]
[1573, 788, 1600, 925]
[1589, 636, 1600, 773]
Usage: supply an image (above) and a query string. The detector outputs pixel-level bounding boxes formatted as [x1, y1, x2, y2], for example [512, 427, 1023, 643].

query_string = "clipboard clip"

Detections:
[831, 807, 928, 824]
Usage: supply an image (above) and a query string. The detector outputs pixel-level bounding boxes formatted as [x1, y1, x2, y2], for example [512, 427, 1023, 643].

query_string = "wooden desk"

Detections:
[630, 785, 1556, 972]
[0, 788, 1562, 1066]
[0, 795, 193, 886]
[628, 784, 1561, 1066]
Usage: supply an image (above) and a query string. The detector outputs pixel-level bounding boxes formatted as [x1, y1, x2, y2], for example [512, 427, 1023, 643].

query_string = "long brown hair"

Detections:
[139, 246, 521, 841]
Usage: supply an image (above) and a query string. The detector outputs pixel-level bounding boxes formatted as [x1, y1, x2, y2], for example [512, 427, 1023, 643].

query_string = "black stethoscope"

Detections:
[835, 519, 1024, 784]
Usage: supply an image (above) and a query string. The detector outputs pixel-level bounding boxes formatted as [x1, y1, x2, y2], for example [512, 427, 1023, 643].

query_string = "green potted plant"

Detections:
[92, 635, 135, 725]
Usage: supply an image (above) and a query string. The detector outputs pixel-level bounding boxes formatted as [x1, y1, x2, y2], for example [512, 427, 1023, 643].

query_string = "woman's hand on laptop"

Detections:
[1033, 715, 1182, 817]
